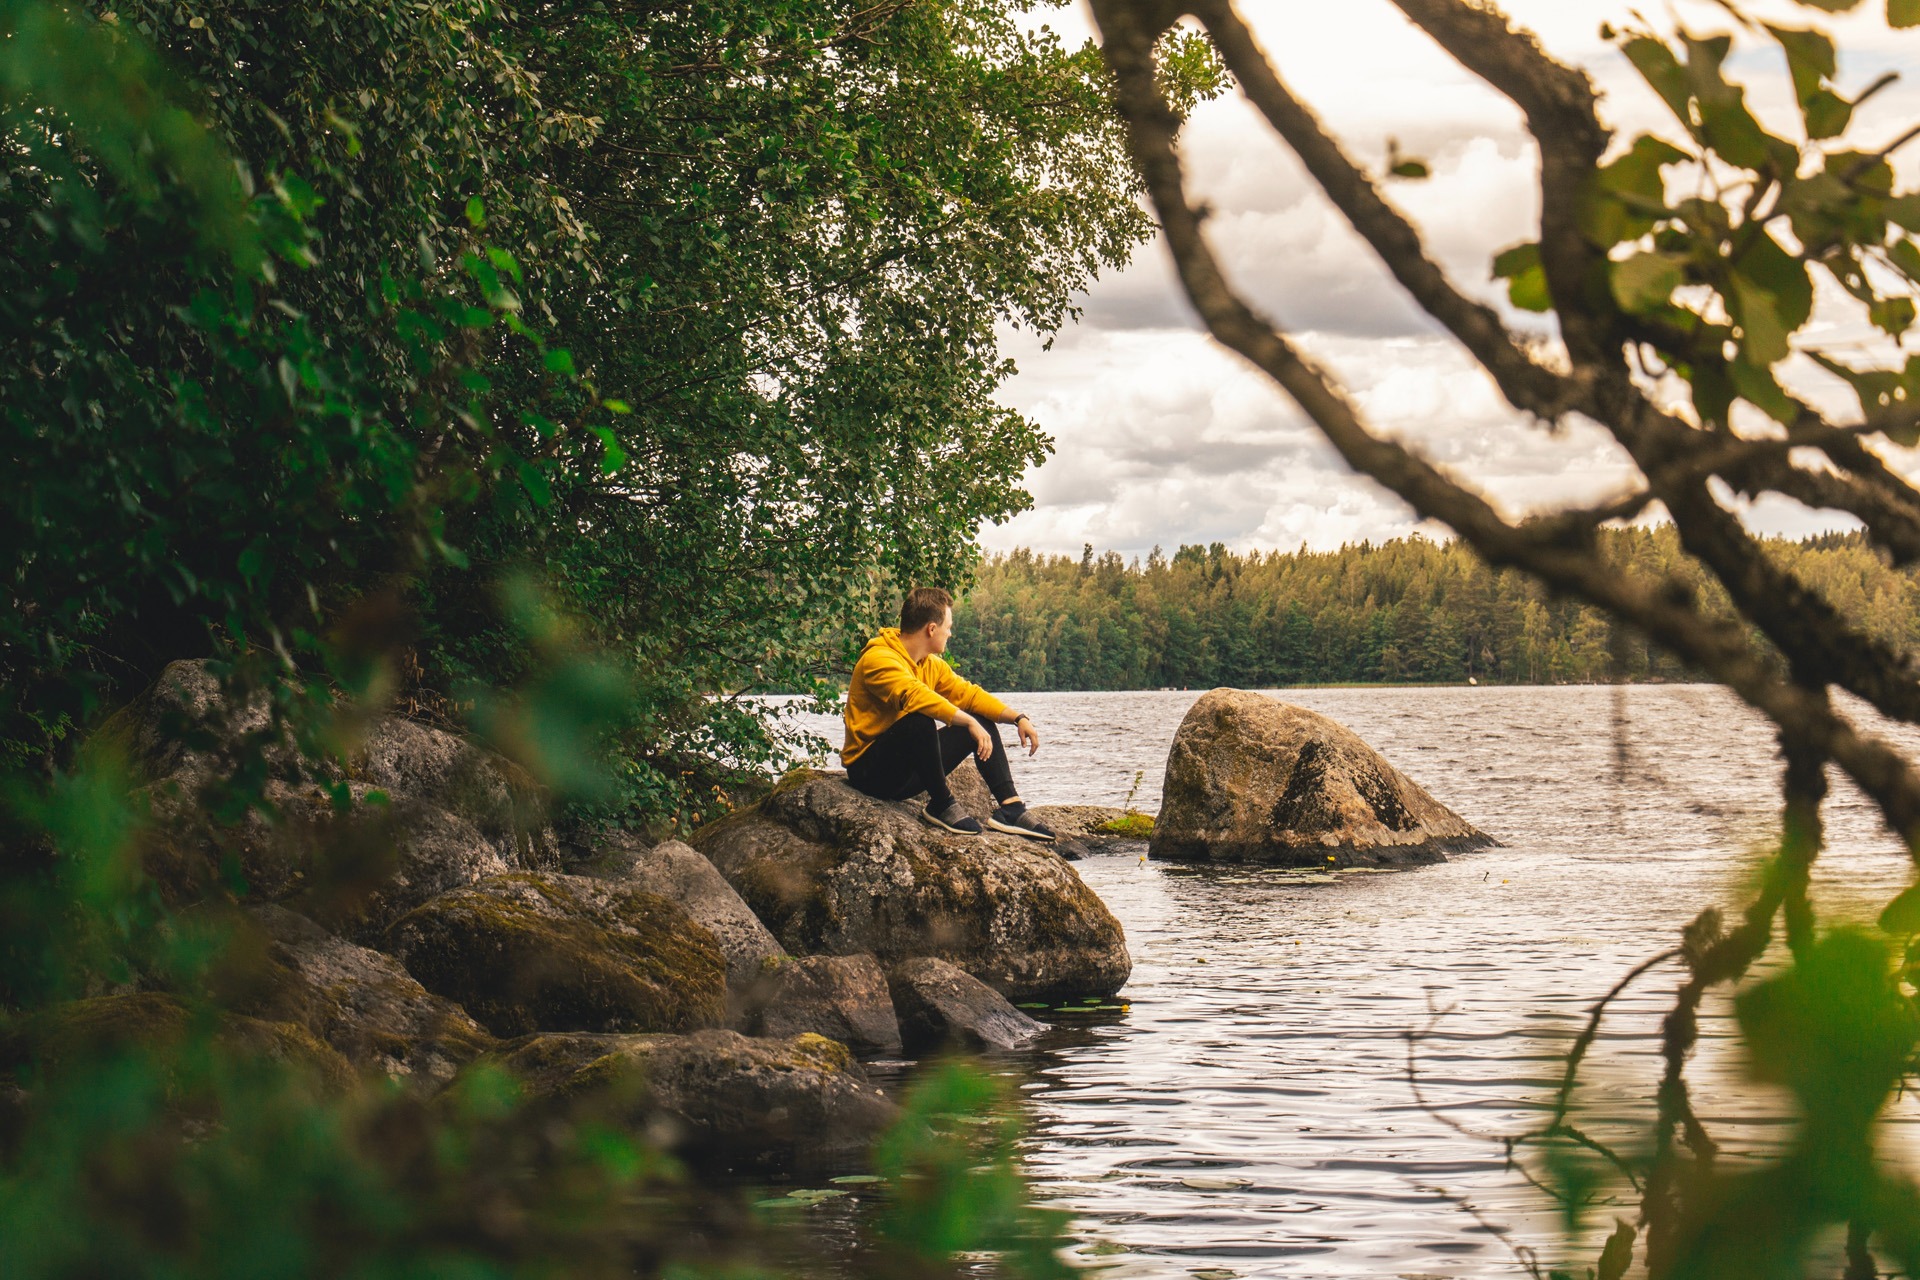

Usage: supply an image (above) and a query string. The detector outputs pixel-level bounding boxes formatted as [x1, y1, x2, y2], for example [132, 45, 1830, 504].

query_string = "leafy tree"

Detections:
[1092, 0, 1920, 1272]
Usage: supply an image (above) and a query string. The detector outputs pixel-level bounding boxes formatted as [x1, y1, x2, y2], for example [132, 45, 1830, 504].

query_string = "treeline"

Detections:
[949, 529, 1920, 689]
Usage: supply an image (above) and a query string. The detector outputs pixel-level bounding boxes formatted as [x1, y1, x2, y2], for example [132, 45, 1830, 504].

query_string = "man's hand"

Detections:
[957, 713, 993, 763]
[1015, 715, 1040, 757]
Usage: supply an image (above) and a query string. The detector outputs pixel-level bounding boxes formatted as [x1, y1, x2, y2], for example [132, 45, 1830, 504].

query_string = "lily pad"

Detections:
[1191, 1270, 1238, 1280]
[829, 1174, 883, 1185]
[786, 1188, 850, 1201]
[1078, 1242, 1131, 1256]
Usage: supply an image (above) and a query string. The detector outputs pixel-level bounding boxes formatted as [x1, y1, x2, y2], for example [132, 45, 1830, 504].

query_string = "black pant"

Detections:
[846, 713, 1018, 812]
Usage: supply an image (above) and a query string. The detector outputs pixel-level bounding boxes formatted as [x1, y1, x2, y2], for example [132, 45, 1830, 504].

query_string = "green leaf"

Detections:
[1871, 296, 1916, 337]
[517, 462, 553, 507]
[1893, 0, 1920, 27]
[1389, 159, 1429, 179]
[1889, 237, 1920, 284]
[1729, 356, 1799, 424]
[1733, 231, 1814, 332]
[1803, 89, 1853, 140]
[591, 426, 627, 475]
[1887, 194, 1920, 232]
[1621, 37, 1693, 132]
[1879, 883, 1920, 934]
[464, 196, 486, 228]
[1728, 275, 1792, 364]
[1585, 135, 1688, 246]
[544, 348, 576, 377]
[1492, 242, 1553, 311]
[1610, 251, 1686, 314]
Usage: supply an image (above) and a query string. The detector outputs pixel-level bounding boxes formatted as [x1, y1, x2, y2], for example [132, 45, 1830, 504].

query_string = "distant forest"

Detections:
[947, 529, 1918, 690]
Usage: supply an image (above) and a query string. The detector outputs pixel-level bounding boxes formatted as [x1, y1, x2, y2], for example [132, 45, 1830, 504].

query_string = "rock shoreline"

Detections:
[7, 667, 1492, 1174]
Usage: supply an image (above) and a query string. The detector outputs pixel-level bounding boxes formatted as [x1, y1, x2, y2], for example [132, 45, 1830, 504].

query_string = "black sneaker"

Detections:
[988, 804, 1056, 843]
[922, 801, 983, 836]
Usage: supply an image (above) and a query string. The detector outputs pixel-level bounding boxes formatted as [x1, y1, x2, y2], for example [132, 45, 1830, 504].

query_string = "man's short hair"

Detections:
[900, 587, 953, 633]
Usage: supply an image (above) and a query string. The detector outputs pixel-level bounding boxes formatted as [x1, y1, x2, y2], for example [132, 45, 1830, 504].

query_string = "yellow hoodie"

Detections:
[842, 628, 1014, 764]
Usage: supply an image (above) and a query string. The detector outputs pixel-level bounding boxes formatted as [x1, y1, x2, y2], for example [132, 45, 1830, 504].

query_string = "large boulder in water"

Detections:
[1151, 688, 1490, 867]
[691, 771, 1130, 1003]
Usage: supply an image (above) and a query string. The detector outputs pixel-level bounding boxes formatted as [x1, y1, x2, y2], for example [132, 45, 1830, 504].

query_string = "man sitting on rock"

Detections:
[842, 587, 1055, 841]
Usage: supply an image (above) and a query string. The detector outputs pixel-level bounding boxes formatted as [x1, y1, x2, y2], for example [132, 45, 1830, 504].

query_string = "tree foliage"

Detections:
[952, 530, 1920, 690]
[2, 0, 1223, 825]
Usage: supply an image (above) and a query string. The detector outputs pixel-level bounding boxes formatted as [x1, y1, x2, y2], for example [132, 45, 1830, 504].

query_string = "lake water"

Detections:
[770, 685, 1920, 1277]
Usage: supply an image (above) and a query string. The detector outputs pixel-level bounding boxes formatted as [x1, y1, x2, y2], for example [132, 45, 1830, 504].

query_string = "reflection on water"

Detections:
[776, 685, 1920, 1276]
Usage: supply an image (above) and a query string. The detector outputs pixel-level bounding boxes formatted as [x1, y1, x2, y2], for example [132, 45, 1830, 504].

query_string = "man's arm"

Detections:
[927, 661, 1040, 757]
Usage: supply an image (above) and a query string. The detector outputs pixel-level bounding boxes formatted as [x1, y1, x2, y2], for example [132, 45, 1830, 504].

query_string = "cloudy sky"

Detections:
[983, 0, 1920, 560]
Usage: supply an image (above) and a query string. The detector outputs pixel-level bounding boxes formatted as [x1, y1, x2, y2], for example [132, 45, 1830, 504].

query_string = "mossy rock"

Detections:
[214, 905, 497, 1086]
[134, 777, 515, 939]
[691, 771, 1130, 1003]
[0, 992, 356, 1093]
[481, 1028, 895, 1172]
[348, 717, 559, 870]
[386, 873, 727, 1038]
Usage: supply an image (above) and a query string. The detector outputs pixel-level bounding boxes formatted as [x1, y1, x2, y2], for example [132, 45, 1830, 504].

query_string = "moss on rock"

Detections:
[479, 1027, 895, 1171]
[386, 873, 727, 1038]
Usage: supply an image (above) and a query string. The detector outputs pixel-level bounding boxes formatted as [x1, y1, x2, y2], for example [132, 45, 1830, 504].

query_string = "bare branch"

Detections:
[1187, 0, 1586, 421]
[1384, 0, 1617, 371]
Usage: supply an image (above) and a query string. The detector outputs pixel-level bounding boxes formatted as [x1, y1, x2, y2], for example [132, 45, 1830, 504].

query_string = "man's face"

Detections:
[928, 607, 953, 655]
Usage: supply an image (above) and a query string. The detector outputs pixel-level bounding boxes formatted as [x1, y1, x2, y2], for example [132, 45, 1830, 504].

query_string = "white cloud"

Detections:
[992, 0, 1920, 558]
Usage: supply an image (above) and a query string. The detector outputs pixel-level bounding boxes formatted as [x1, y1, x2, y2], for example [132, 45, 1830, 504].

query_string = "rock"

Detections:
[1150, 688, 1492, 866]
[1027, 805, 1132, 841]
[692, 770, 1130, 1003]
[486, 1029, 897, 1170]
[139, 777, 515, 936]
[887, 957, 1048, 1053]
[0, 992, 356, 1092]
[350, 717, 559, 870]
[96, 659, 308, 786]
[591, 837, 784, 988]
[235, 905, 495, 1084]
[386, 873, 727, 1038]
[741, 954, 901, 1058]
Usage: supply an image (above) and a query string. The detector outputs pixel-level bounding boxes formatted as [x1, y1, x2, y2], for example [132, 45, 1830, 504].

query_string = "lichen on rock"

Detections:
[587, 837, 785, 988]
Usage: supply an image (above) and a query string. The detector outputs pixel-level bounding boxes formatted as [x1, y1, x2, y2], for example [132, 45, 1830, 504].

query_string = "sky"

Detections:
[982, 0, 1920, 560]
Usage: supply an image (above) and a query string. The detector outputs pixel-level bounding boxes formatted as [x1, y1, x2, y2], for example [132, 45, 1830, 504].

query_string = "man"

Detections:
[842, 587, 1056, 840]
